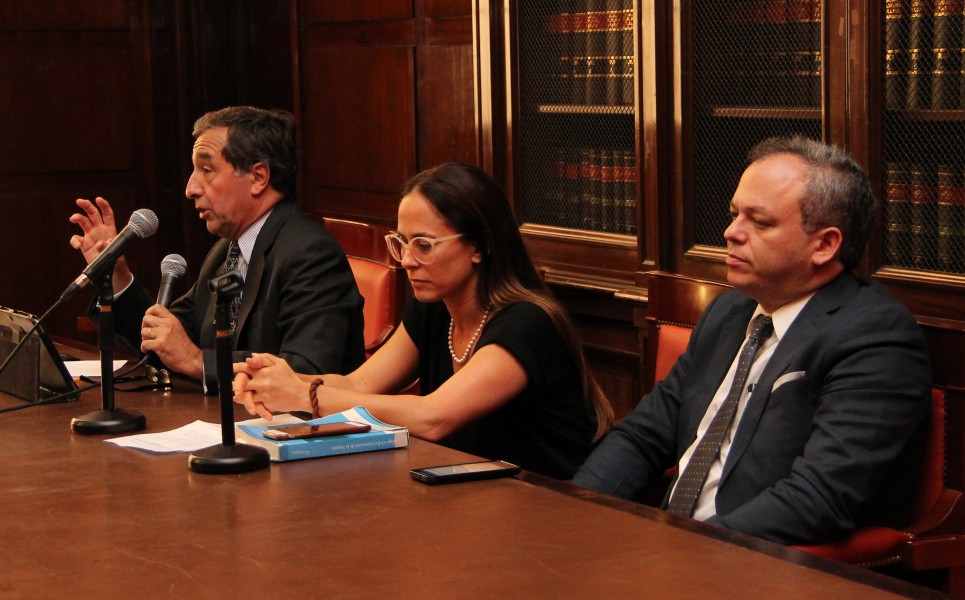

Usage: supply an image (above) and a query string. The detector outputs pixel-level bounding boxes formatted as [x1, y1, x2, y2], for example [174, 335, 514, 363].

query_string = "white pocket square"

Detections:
[771, 371, 806, 392]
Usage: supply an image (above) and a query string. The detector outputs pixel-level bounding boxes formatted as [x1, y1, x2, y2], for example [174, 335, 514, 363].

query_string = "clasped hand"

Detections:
[233, 353, 311, 421]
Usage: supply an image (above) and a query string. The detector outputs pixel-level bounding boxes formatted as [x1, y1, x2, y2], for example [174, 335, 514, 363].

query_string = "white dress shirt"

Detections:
[675, 293, 814, 521]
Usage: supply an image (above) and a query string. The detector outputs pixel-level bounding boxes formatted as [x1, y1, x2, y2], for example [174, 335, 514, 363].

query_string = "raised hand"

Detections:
[68, 197, 133, 293]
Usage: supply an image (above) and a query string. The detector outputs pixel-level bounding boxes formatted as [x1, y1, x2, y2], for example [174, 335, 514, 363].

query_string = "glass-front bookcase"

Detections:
[882, 0, 965, 277]
[517, 1, 636, 235]
[685, 0, 823, 256]
[680, 0, 965, 295]
[510, 0, 641, 288]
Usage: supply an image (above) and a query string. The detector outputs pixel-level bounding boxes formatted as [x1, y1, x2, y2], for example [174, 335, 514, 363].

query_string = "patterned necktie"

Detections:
[666, 314, 774, 517]
[224, 242, 242, 339]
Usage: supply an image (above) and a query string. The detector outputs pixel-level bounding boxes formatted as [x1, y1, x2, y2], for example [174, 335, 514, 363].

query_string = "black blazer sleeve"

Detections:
[93, 202, 366, 395]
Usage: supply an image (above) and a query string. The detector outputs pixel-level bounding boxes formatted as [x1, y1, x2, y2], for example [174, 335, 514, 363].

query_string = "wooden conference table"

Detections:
[0, 361, 947, 599]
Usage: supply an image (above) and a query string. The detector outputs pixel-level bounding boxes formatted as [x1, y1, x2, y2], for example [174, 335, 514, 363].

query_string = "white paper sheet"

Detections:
[104, 414, 306, 453]
[65, 360, 128, 379]
[105, 420, 223, 453]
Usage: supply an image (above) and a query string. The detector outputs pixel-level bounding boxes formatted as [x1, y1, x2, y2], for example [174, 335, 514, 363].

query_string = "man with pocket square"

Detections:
[573, 136, 931, 545]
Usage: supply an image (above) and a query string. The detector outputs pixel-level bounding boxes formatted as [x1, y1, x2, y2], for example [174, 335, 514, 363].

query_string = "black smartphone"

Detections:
[409, 460, 521, 485]
[262, 421, 371, 440]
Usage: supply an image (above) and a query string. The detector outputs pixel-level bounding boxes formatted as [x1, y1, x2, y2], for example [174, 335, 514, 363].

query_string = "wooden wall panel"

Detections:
[0, 42, 136, 173]
[0, 1, 153, 341]
[0, 1, 128, 29]
[418, 16, 477, 168]
[425, 0, 471, 19]
[304, 0, 412, 23]
[297, 0, 477, 228]
[302, 44, 417, 222]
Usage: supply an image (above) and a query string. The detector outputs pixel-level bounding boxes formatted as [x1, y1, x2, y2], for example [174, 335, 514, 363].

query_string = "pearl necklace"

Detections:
[448, 307, 491, 364]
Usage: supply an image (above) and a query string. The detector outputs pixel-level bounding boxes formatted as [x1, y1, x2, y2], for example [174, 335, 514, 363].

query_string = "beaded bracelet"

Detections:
[308, 378, 324, 419]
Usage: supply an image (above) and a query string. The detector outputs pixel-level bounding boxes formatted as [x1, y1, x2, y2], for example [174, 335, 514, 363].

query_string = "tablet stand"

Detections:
[189, 270, 269, 474]
[71, 274, 147, 434]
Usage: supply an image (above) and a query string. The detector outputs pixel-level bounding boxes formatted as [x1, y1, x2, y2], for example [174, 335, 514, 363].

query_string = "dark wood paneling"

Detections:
[0, 1, 154, 340]
[550, 284, 642, 419]
[303, 45, 417, 196]
[875, 271, 965, 326]
[308, 189, 399, 227]
[424, 10, 473, 42]
[425, 0, 471, 19]
[303, 20, 417, 46]
[418, 39, 477, 168]
[0, 1, 128, 29]
[241, 0, 295, 111]
[298, 0, 478, 227]
[304, 0, 412, 23]
[0, 39, 136, 173]
[523, 226, 639, 290]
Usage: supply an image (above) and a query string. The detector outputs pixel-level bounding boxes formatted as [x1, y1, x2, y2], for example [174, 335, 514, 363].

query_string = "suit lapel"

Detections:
[232, 202, 292, 344]
[720, 273, 857, 482]
[199, 239, 231, 346]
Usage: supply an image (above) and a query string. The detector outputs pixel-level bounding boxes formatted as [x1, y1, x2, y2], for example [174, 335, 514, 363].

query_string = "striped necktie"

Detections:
[666, 314, 774, 517]
[224, 242, 242, 339]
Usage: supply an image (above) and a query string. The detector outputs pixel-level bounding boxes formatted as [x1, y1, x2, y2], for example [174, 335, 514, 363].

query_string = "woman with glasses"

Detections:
[233, 162, 613, 478]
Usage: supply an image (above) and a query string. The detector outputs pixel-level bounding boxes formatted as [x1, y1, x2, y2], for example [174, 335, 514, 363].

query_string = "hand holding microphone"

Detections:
[142, 255, 204, 379]
[135, 254, 187, 387]
[157, 254, 187, 307]
[143, 254, 188, 343]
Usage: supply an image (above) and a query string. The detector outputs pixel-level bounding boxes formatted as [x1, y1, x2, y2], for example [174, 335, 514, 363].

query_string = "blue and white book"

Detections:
[235, 406, 408, 462]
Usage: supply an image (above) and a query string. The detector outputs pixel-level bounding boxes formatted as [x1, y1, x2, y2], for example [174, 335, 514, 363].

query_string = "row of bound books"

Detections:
[721, 51, 822, 107]
[529, 147, 637, 234]
[885, 161, 965, 273]
[721, 0, 821, 49]
[886, 0, 965, 110]
[712, 2, 821, 107]
[542, 4, 634, 106]
[725, 0, 821, 24]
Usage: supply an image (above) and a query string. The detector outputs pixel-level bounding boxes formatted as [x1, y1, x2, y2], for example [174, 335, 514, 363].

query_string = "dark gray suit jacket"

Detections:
[109, 200, 365, 392]
[573, 272, 931, 544]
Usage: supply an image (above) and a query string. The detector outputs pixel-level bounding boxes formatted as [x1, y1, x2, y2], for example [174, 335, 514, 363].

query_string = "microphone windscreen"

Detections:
[129, 209, 159, 238]
[160, 254, 187, 278]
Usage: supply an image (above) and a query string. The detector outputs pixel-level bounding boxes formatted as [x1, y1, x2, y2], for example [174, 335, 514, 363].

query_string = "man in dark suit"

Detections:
[69, 106, 365, 392]
[573, 136, 931, 545]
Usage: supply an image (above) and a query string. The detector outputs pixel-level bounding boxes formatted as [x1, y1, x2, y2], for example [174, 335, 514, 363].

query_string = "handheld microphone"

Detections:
[156, 254, 187, 307]
[130, 253, 187, 388]
[61, 208, 159, 301]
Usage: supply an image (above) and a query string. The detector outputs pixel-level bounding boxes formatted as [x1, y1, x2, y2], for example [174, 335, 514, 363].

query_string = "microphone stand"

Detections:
[71, 271, 146, 434]
[189, 270, 269, 474]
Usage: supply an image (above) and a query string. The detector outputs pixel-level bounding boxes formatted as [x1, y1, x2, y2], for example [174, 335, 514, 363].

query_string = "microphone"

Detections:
[156, 254, 187, 307]
[61, 208, 159, 301]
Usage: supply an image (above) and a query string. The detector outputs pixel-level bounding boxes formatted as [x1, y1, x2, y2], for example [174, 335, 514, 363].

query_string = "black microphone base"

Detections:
[71, 408, 146, 435]
[188, 443, 270, 474]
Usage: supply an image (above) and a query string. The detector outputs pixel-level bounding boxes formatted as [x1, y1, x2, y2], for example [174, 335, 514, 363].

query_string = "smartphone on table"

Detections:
[410, 460, 521, 485]
[262, 421, 371, 440]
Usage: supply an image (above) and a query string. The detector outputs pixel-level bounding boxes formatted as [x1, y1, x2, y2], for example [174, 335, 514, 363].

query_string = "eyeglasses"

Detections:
[384, 232, 464, 265]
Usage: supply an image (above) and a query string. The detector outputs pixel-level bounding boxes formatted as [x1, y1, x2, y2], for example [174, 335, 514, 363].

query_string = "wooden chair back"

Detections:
[323, 218, 406, 354]
[643, 271, 730, 394]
